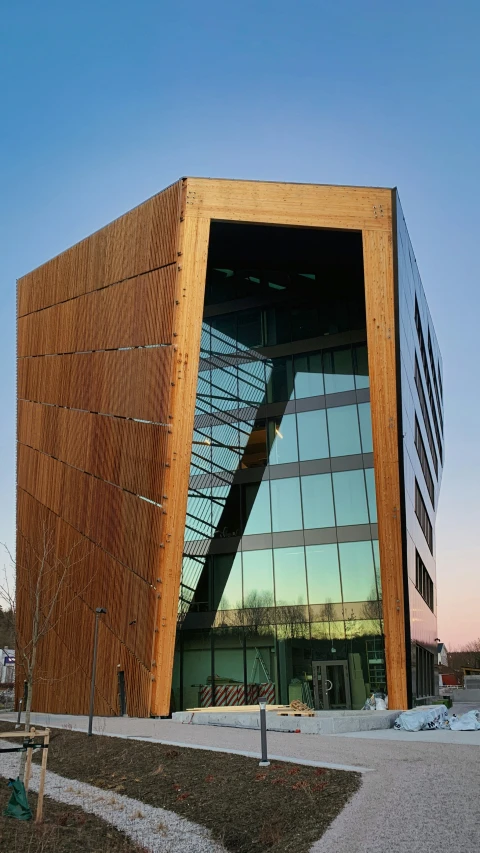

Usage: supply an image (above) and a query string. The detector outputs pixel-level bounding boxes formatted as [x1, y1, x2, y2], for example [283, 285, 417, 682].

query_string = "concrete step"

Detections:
[172, 709, 399, 734]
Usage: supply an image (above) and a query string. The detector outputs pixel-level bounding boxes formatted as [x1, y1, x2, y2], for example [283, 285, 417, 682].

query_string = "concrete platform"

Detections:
[453, 689, 480, 702]
[172, 708, 399, 734]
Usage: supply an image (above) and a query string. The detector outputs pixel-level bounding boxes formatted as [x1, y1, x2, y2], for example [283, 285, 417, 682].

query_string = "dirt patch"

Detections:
[0, 788, 144, 853]
[0, 723, 360, 852]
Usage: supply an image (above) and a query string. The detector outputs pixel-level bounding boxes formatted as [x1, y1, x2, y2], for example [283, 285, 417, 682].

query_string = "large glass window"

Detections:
[266, 356, 294, 403]
[210, 423, 242, 473]
[354, 343, 369, 389]
[324, 348, 355, 394]
[297, 409, 329, 461]
[243, 550, 274, 608]
[327, 405, 361, 457]
[185, 490, 213, 540]
[240, 420, 268, 469]
[332, 469, 369, 526]
[268, 413, 298, 465]
[266, 306, 292, 347]
[365, 468, 377, 523]
[239, 359, 266, 405]
[237, 308, 263, 348]
[243, 481, 271, 535]
[273, 547, 308, 606]
[291, 306, 319, 342]
[305, 543, 342, 605]
[339, 541, 377, 602]
[300, 474, 335, 529]
[293, 351, 324, 398]
[270, 477, 302, 531]
[215, 553, 243, 611]
[211, 485, 242, 539]
[358, 402, 373, 453]
[178, 222, 384, 712]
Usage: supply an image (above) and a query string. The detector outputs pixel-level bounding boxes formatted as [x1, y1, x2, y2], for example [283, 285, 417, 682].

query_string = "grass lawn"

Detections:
[0, 722, 360, 852]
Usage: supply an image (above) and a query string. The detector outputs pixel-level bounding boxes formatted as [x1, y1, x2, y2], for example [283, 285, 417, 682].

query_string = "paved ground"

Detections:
[3, 708, 480, 853]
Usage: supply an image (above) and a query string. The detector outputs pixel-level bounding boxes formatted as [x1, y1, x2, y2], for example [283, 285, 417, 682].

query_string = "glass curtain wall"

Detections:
[173, 222, 386, 712]
[396, 193, 443, 702]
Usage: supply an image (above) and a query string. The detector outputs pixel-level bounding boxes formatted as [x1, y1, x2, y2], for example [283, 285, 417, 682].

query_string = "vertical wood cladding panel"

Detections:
[17, 266, 177, 356]
[17, 489, 156, 672]
[17, 181, 181, 316]
[18, 401, 169, 504]
[16, 180, 182, 717]
[18, 347, 173, 423]
[17, 445, 165, 583]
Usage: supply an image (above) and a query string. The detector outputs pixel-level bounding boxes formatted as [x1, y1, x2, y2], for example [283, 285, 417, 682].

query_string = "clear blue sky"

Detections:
[1, 1, 478, 646]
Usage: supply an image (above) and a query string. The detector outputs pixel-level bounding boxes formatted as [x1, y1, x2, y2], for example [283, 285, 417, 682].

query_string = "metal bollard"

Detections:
[15, 698, 23, 729]
[258, 696, 270, 767]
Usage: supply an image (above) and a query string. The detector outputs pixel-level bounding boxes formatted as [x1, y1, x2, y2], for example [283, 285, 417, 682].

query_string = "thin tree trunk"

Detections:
[18, 673, 33, 777]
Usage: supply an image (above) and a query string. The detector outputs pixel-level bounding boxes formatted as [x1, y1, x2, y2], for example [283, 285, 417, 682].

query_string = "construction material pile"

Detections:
[289, 700, 312, 712]
[394, 704, 480, 732]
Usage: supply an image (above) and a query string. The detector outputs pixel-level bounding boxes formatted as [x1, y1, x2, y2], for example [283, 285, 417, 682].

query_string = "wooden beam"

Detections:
[185, 177, 392, 232]
[363, 228, 408, 710]
[150, 194, 211, 716]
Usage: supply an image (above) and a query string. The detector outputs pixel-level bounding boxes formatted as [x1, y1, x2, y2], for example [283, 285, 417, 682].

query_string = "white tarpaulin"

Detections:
[394, 704, 449, 731]
[449, 710, 480, 731]
[394, 705, 480, 732]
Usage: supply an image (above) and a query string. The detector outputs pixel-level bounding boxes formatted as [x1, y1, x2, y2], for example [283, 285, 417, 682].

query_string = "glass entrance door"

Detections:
[312, 660, 351, 710]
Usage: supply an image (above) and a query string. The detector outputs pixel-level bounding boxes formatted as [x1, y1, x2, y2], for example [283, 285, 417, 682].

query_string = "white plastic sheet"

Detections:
[449, 710, 480, 731]
[394, 704, 448, 731]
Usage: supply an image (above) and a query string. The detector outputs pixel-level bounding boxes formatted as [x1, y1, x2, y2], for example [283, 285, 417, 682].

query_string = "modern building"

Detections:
[0, 649, 15, 686]
[437, 642, 448, 667]
[16, 178, 443, 717]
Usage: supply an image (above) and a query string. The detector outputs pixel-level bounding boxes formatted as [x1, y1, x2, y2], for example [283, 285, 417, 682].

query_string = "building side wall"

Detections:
[395, 192, 443, 699]
[16, 181, 182, 716]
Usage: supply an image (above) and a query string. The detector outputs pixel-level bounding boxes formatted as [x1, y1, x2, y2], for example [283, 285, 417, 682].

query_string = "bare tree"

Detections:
[447, 640, 480, 682]
[460, 638, 480, 654]
[361, 587, 384, 636]
[276, 602, 309, 639]
[241, 590, 275, 637]
[320, 599, 337, 644]
[1, 522, 93, 748]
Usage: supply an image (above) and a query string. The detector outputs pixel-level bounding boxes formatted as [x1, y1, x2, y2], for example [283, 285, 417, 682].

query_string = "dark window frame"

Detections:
[427, 329, 443, 424]
[414, 357, 438, 476]
[415, 549, 434, 611]
[416, 644, 435, 698]
[414, 417, 435, 507]
[415, 480, 433, 553]
[415, 298, 443, 446]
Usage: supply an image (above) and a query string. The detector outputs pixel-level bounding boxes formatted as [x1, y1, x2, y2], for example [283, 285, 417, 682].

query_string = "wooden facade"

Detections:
[17, 178, 410, 716]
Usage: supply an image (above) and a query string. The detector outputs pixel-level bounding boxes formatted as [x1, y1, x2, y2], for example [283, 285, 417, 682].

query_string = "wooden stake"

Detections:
[35, 729, 50, 823]
[23, 727, 35, 792]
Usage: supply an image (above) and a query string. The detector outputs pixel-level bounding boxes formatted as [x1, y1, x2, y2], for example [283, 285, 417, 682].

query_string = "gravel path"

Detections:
[0, 740, 226, 853]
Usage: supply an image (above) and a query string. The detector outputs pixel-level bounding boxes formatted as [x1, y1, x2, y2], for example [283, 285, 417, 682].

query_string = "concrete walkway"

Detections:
[3, 710, 480, 853]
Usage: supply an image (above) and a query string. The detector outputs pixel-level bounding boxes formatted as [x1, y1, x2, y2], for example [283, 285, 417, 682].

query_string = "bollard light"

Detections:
[88, 608, 107, 737]
[258, 695, 270, 767]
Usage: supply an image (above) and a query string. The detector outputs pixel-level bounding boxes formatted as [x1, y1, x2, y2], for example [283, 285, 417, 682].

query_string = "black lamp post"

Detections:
[258, 695, 270, 767]
[88, 608, 107, 736]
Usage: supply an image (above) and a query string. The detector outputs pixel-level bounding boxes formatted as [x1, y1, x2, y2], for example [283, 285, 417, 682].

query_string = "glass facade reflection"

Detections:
[173, 222, 385, 712]
[396, 193, 443, 702]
